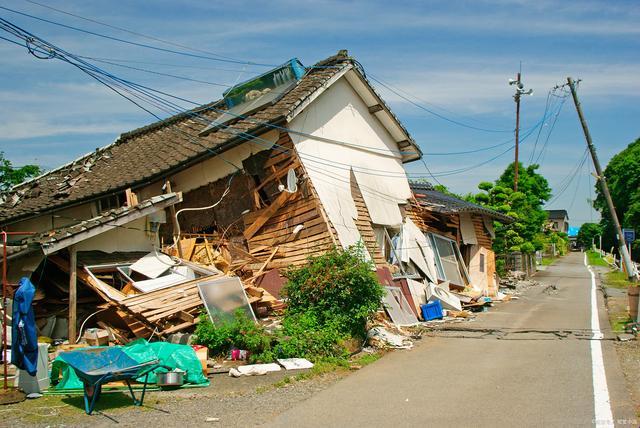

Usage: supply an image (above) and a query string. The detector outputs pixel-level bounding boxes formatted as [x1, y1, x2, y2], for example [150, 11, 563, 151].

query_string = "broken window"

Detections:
[429, 233, 469, 287]
[97, 193, 126, 213]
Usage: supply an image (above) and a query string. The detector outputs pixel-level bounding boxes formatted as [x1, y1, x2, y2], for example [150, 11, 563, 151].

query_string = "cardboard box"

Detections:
[83, 328, 109, 347]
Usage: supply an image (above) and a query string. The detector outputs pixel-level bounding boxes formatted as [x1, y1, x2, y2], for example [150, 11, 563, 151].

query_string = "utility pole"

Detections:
[509, 72, 533, 191]
[566, 77, 635, 283]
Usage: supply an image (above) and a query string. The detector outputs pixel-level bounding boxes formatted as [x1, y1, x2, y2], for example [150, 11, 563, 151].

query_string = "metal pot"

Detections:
[156, 371, 184, 387]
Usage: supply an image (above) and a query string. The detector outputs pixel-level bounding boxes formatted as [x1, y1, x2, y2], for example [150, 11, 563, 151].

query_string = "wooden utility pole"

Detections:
[510, 72, 532, 191]
[68, 245, 77, 342]
[566, 77, 635, 283]
[514, 72, 521, 192]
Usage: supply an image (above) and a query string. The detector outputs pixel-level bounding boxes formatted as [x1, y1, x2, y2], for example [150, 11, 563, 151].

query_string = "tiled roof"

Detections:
[411, 182, 514, 223]
[29, 192, 181, 254]
[0, 51, 355, 224]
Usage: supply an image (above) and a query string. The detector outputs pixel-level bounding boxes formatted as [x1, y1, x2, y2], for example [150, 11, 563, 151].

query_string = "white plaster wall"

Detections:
[288, 77, 412, 248]
[7, 203, 97, 240]
[137, 129, 279, 200]
[74, 217, 154, 253]
[468, 244, 488, 292]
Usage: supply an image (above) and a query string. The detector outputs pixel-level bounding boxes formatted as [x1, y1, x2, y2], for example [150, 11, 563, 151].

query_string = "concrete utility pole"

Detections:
[510, 72, 533, 192]
[566, 77, 635, 283]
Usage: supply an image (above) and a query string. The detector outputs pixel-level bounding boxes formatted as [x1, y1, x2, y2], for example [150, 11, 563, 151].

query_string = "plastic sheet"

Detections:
[51, 339, 207, 390]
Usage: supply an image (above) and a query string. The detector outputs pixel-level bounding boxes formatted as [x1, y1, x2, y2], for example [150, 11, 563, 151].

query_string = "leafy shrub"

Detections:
[282, 245, 383, 337]
[194, 245, 384, 363]
[273, 311, 348, 361]
[193, 310, 272, 362]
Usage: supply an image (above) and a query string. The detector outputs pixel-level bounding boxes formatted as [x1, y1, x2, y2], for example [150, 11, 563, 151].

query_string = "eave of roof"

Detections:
[32, 192, 182, 255]
[411, 183, 514, 224]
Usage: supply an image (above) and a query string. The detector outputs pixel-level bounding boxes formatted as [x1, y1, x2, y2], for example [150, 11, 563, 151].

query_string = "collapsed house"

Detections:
[408, 182, 514, 297]
[0, 49, 512, 343]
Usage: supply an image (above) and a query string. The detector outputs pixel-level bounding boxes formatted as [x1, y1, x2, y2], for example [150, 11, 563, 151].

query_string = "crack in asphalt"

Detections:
[423, 327, 615, 341]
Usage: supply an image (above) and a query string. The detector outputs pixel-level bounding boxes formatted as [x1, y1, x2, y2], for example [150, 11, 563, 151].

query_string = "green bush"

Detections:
[282, 244, 383, 337]
[194, 245, 384, 363]
[273, 311, 348, 360]
[193, 310, 272, 362]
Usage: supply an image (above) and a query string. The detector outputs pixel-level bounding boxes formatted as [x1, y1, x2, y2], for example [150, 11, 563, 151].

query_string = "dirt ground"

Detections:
[598, 267, 640, 417]
[1, 367, 351, 427]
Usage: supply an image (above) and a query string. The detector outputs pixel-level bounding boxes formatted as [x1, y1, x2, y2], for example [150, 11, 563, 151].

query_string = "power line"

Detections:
[369, 75, 514, 133]
[0, 5, 277, 67]
[0, 16, 555, 192]
[534, 92, 569, 166]
[20, 0, 250, 64]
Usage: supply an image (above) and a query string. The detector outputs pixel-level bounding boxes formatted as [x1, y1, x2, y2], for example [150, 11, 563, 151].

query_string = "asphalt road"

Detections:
[265, 252, 636, 427]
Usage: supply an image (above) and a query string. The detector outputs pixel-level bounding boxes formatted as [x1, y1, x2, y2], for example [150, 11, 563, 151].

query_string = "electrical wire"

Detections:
[546, 149, 589, 206]
[528, 89, 552, 164]
[173, 173, 236, 244]
[0, 5, 277, 67]
[535, 89, 570, 166]
[21, 0, 252, 64]
[0, 16, 558, 199]
[370, 75, 513, 134]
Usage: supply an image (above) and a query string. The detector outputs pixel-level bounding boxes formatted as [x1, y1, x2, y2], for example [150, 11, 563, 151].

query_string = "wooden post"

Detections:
[68, 246, 77, 343]
[165, 180, 183, 259]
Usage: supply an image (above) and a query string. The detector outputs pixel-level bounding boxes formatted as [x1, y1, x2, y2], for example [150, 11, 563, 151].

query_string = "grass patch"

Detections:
[612, 314, 634, 333]
[605, 271, 633, 289]
[587, 250, 609, 267]
[541, 257, 556, 266]
[354, 353, 381, 366]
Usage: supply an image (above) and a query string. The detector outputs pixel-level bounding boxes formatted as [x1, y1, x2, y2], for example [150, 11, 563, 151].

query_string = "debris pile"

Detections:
[30, 243, 287, 345]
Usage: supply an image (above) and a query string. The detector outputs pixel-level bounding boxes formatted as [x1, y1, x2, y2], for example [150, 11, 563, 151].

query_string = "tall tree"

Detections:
[470, 162, 552, 254]
[594, 138, 640, 259]
[577, 222, 602, 249]
[0, 152, 41, 191]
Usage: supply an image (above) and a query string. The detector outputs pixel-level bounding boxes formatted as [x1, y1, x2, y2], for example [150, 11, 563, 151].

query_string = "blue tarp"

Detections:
[11, 277, 38, 376]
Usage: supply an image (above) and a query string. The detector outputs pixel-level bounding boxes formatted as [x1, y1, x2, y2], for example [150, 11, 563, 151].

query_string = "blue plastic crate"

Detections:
[421, 301, 444, 321]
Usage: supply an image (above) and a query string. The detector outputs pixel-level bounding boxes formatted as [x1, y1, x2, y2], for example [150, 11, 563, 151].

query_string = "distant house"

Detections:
[546, 209, 569, 234]
[409, 183, 513, 296]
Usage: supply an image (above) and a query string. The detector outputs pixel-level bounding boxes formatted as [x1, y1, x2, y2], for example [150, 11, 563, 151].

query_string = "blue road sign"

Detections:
[623, 228, 635, 243]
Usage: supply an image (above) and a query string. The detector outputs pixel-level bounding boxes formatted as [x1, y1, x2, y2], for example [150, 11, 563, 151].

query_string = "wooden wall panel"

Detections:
[243, 132, 336, 270]
[350, 171, 386, 266]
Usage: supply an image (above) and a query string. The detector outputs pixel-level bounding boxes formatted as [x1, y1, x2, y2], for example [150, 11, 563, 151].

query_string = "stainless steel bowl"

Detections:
[156, 371, 184, 387]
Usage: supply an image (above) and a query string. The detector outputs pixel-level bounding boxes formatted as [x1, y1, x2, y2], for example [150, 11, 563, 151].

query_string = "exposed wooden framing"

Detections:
[49, 255, 126, 301]
[243, 191, 292, 240]
[68, 246, 77, 342]
[253, 160, 300, 194]
[125, 188, 139, 207]
[247, 246, 279, 283]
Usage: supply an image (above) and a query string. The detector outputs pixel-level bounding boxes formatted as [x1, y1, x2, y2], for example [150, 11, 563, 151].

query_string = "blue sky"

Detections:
[1, 0, 638, 226]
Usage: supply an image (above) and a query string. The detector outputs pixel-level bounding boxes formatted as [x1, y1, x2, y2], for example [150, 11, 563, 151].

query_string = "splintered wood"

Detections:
[115, 275, 223, 336]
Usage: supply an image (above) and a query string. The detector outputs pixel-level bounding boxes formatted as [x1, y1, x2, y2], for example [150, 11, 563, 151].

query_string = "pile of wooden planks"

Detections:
[163, 235, 232, 273]
[112, 274, 223, 337]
